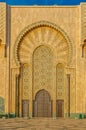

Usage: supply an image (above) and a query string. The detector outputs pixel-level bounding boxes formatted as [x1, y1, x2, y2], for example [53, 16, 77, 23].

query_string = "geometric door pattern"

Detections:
[33, 89, 52, 117]
[22, 100, 29, 117]
[56, 100, 64, 117]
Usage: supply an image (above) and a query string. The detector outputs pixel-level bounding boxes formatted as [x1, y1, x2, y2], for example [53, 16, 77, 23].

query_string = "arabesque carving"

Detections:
[14, 21, 72, 66]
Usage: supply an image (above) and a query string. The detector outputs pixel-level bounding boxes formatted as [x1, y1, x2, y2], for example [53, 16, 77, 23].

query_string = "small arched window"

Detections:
[82, 39, 86, 57]
[0, 39, 2, 45]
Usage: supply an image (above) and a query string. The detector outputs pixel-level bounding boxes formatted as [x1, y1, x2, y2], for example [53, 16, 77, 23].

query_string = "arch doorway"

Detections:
[33, 89, 52, 117]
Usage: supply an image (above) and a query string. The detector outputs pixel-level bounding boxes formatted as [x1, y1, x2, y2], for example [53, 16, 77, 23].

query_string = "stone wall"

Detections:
[1, 3, 86, 117]
[11, 6, 79, 68]
[0, 3, 6, 44]
[75, 3, 86, 115]
[0, 3, 7, 114]
[10, 6, 79, 117]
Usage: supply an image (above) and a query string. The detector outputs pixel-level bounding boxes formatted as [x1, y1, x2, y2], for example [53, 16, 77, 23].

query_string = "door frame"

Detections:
[56, 99, 64, 117]
[33, 89, 52, 117]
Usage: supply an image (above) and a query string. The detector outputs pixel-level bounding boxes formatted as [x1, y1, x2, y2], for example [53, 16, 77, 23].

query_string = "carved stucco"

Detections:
[33, 45, 54, 94]
[56, 63, 64, 99]
[81, 3, 86, 43]
[13, 21, 73, 112]
[14, 21, 72, 66]
[22, 64, 30, 99]
[0, 3, 6, 44]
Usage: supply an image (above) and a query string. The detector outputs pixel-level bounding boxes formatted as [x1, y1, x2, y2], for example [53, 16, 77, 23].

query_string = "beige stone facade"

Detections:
[0, 2, 86, 118]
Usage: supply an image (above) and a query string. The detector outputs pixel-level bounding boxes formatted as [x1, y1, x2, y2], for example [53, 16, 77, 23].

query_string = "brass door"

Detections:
[34, 90, 52, 117]
[56, 100, 64, 117]
[22, 100, 29, 117]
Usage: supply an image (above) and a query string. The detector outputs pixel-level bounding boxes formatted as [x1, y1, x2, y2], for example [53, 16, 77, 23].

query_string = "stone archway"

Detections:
[33, 89, 52, 117]
[14, 21, 72, 66]
[13, 21, 73, 118]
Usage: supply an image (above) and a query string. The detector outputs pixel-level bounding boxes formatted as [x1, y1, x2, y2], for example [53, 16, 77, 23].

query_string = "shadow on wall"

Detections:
[0, 97, 5, 114]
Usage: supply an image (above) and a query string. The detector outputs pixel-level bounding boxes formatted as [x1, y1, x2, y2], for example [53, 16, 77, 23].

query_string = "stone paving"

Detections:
[0, 118, 86, 130]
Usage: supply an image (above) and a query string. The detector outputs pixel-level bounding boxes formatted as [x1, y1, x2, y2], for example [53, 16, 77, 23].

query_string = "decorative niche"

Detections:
[82, 39, 86, 58]
[0, 39, 2, 46]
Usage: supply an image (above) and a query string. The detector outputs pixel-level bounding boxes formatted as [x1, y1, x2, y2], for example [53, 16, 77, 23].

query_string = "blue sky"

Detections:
[0, 0, 86, 5]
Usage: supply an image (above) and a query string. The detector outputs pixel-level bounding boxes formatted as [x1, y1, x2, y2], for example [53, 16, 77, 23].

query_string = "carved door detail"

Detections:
[22, 100, 29, 117]
[34, 90, 52, 117]
[56, 100, 64, 117]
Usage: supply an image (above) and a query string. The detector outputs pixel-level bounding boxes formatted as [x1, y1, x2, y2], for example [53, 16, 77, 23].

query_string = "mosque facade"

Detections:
[0, 2, 86, 118]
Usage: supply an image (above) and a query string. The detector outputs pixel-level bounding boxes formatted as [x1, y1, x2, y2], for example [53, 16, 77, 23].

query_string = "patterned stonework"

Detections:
[22, 64, 30, 99]
[0, 3, 6, 44]
[33, 46, 54, 93]
[14, 21, 72, 66]
[0, 4, 82, 116]
[14, 23, 73, 115]
[56, 64, 64, 99]
[81, 3, 86, 43]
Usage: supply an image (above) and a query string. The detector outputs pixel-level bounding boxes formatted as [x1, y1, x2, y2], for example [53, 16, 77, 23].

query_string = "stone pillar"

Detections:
[19, 67, 22, 117]
[29, 66, 32, 118]
[53, 100, 56, 118]
[29, 100, 32, 118]
[22, 64, 32, 118]
[67, 74, 70, 117]
[15, 74, 19, 117]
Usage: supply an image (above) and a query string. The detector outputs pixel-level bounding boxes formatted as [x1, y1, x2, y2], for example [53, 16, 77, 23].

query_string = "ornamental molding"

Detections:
[14, 21, 73, 66]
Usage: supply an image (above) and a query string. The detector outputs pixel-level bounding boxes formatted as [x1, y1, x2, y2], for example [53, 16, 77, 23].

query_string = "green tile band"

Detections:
[0, 97, 5, 114]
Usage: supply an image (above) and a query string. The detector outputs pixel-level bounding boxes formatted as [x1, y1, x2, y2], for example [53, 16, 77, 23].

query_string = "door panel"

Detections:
[56, 100, 64, 117]
[22, 100, 29, 117]
[34, 90, 52, 117]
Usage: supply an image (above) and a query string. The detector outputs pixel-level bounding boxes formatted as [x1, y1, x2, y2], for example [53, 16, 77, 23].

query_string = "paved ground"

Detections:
[0, 118, 86, 130]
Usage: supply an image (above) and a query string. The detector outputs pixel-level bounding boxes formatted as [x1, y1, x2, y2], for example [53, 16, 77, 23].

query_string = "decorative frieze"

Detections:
[33, 46, 53, 92]
[81, 3, 86, 42]
[22, 64, 30, 99]
[14, 21, 72, 66]
[56, 63, 64, 99]
[0, 3, 6, 44]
